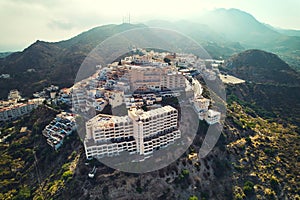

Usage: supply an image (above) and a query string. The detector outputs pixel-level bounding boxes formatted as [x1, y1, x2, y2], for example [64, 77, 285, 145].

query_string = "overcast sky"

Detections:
[1, 0, 299, 52]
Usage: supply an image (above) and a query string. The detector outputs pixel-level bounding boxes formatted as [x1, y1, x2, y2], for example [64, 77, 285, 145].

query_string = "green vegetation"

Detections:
[189, 195, 198, 200]
[0, 106, 81, 199]
[270, 176, 279, 191]
[0, 19, 299, 199]
[14, 186, 31, 200]
[243, 181, 254, 196]
[135, 187, 143, 194]
[227, 101, 300, 199]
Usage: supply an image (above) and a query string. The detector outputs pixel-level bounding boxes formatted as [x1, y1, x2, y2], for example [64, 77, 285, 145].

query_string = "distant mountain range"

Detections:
[0, 8, 300, 99]
[147, 9, 300, 69]
[0, 24, 145, 98]
[264, 23, 300, 37]
[0, 52, 13, 58]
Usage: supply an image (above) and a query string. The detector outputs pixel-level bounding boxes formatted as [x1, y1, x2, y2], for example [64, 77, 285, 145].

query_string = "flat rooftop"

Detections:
[219, 74, 245, 84]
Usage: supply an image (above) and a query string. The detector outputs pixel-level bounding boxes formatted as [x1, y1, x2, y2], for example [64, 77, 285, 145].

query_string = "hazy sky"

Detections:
[1, 0, 299, 51]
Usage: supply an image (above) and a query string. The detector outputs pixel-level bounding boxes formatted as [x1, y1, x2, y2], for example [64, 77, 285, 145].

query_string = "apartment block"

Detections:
[128, 65, 185, 91]
[0, 102, 38, 121]
[205, 109, 221, 125]
[193, 96, 210, 120]
[161, 72, 186, 90]
[42, 112, 76, 150]
[84, 105, 181, 159]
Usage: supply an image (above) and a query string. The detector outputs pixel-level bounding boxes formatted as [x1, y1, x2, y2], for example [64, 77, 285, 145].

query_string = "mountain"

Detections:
[224, 49, 300, 126]
[0, 23, 145, 99]
[276, 29, 300, 37]
[147, 9, 300, 71]
[1, 70, 299, 199]
[197, 9, 280, 48]
[196, 9, 300, 70]
[1, 25, 300, 200]
[264, 24, 300, 37]
[223, 50, 300, 198]
[1, 8, 300, 100]
[146, 19, 245, 59]
[0, 52, 13, 58]
[0, 21, 245, 99]
[196, 8, 300, 51]
[223, 49, 300, 85]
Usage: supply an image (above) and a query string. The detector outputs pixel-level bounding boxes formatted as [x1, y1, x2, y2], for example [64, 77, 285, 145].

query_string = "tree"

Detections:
[14, 186, 31, 200]
[243, 181, 254, 196]
[164, 57, 171, 64]
[189, 195, 198, 200]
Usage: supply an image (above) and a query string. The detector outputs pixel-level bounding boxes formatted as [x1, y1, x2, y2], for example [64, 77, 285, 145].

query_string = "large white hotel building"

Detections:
[128, 65, 186, 91]
[84, 105, 181, 159]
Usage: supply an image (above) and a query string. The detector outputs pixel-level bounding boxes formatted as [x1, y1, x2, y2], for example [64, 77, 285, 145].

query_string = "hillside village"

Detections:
[1, 49, 226, 156]
[0, 48, 299, 200]
[71, 49, 224, 161]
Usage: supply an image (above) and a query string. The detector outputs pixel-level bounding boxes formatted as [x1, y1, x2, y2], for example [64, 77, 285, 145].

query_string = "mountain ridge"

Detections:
[224, 49, 300, 126]
[223, 49, 300, 85]
[1, 9, 300, 99]
[0, 23, 145, 98]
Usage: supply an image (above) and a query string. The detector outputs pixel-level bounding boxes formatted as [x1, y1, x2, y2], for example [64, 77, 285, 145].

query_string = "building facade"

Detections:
[0, 102, 38, 121]
[8, 89, 21, 101]
[205, 109, 221, 125]
[128, 66, 186, 91]
[192, 96, 210, 120]
[161, 72, 186, 90]
[84, 105, 181, 159]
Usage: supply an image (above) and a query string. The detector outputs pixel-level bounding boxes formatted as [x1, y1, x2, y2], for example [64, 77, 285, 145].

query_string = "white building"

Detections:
[8, 89, 21, 101]
[43, 112, 76, 150]
[106, 90, 124, 108]
[115, 81, 130, 92]
[128, 65, 186, 91]
[205, 109, 221, 125]
[0, 102, 38, 121]
[193, 96, 210, 120]
[0, 74, 10, 79]
[84, 105, 181, 159]
[192, 78, 203, 98]
[50, 91, 56, 99]
[161, 72, 186, 90]
[93, 98, 107, 112]
[29, 98, 45, 105]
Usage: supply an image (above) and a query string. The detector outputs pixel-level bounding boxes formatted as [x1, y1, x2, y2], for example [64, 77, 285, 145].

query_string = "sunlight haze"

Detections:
[0, 0, 299, 51]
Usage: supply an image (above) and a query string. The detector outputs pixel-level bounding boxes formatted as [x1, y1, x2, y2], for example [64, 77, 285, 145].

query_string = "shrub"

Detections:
[182, 169, 189, 176]
[243, 181, 254, 196]
[14, 186, 31, 200]
[264, 188, 276, 200]
[62, 170, 73, 180]
[136, 187, 143, 193]
[189, 195, 198, 200]
[270, 176, 279, 191]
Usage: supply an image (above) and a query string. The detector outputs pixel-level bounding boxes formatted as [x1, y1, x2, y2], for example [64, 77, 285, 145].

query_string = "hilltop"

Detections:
[223, 49, 300, 127]
[223, 49, 300, 85]
[0, 49, 299, 199]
